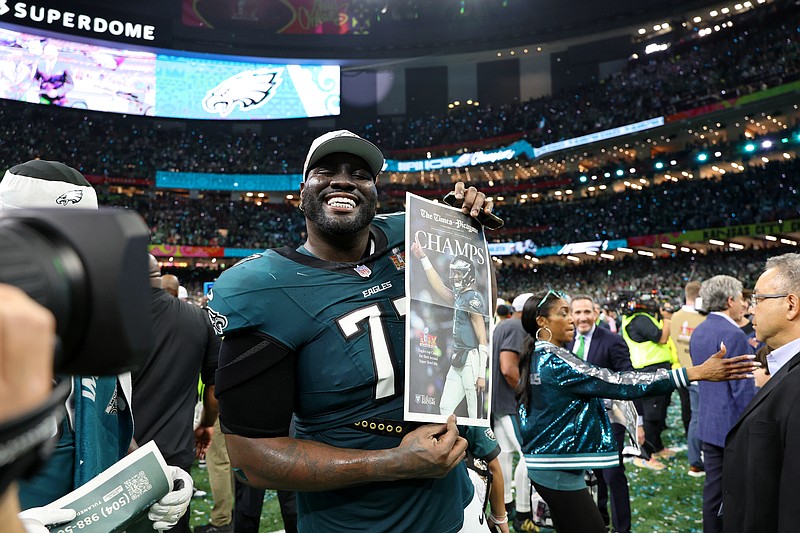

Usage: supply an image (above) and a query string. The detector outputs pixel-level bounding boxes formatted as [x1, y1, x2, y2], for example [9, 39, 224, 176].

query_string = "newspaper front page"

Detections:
[404, 193, 493, 427]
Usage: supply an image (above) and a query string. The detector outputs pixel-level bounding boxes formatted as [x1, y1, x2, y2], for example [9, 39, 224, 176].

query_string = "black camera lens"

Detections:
[0, 208, 151, 375]
[0, 218, 89, 371]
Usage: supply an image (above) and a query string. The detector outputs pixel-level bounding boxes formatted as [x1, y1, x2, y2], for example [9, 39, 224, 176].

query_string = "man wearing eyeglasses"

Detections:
[689, 275, 756, 533]
[721, 253, 800, 533]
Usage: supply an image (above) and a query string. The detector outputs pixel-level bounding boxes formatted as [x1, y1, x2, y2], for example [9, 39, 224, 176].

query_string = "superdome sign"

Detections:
[0, 1, 167, 46]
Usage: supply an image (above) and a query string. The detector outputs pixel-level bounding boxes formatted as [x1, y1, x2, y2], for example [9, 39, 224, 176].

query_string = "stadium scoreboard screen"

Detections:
[0, 26, 341, 120]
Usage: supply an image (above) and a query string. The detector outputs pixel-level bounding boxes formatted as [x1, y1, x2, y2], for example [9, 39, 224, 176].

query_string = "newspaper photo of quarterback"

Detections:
[411, 243, 491, 422]
[205, 129, 501, 532]
[404, 192, 494, 427]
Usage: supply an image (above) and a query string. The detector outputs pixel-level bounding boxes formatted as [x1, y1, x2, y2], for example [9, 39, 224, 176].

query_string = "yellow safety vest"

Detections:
[621, 313, 676, 369]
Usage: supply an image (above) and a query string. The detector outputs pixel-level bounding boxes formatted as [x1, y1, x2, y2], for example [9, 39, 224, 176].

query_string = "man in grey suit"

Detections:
[722, 253, 800, 532]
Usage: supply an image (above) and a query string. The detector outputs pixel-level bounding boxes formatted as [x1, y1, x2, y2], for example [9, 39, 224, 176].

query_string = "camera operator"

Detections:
[0, 160, 192, 531]
[0, 284, 76, 533]
[620, 294, 679, 470]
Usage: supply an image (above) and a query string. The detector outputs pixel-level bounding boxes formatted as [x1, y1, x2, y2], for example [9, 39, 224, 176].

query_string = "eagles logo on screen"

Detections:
[55, 189, 84, 206]
[202, 67, 284, 118]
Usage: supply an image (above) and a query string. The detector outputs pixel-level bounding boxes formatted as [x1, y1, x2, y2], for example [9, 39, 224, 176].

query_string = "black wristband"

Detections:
[0, 381, 70, 495]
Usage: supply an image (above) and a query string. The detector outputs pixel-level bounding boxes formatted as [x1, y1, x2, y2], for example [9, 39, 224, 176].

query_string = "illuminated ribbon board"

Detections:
[384, 117, 665, 173]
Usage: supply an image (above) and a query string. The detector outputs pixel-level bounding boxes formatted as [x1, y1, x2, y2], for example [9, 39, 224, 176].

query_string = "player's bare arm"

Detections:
[226, 414, 467, 491]
[499, 350, 521, 388]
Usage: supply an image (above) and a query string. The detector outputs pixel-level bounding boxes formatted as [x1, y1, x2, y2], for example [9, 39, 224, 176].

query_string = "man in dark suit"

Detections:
[568, 295, 637, 533]
[690, 275, 756, 533]
[722, 253, 800, 533]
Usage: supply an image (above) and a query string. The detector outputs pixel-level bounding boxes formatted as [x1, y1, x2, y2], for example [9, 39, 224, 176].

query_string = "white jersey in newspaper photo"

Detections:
[404, 192, 493, 427]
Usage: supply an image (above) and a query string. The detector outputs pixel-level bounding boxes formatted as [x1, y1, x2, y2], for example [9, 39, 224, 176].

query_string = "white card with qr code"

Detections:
[45, 440, 172, 533]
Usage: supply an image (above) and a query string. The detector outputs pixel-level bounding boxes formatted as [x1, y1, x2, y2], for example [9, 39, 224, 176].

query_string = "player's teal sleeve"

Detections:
[205, 252, 310, 349]
[462, 425, 501, 462]
[204, 254, 265, 336]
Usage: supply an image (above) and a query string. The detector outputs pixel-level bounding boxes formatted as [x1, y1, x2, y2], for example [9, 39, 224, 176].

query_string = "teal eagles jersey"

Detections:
[463, 425, 500, 461]
[453, 288, 486, 353]
[207, 213, 473, 533]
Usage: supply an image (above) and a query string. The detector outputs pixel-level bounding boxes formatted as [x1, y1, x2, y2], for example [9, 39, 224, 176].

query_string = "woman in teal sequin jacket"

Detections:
[514, 290, 759, 533]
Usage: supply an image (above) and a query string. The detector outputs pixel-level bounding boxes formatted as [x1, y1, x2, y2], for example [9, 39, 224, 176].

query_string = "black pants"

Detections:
[595, 422, 631, 533]
[677, 385, 691, 435]
[702, 442, 724, 533]
[638, 362, 673, 457]
[233, 480, 297, 533]
[532, 481, 607, 533]
[276, 490, 297, 533]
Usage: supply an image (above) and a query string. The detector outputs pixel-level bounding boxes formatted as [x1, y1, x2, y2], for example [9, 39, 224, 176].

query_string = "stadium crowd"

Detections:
[101, 157, 799, 256]
[493, 158, 800, 245]
[362, 0, 799, 152]
[105, 192, 306, 250]
[166, 245, 790, 312]
[0, 0, 796, 178]
[494, 246, 785, 306]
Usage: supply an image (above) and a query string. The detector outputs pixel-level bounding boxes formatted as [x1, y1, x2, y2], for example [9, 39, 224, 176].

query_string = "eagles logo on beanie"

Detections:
[0, 159, 98, 210]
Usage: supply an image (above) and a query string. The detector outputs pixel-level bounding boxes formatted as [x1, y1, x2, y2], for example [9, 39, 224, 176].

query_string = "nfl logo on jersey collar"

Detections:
[354, 264, 372, 278]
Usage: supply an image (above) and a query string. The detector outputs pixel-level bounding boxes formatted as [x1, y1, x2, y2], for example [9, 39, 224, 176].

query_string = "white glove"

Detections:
[18, 507, 77, 533]
[147, 466, 193, 531]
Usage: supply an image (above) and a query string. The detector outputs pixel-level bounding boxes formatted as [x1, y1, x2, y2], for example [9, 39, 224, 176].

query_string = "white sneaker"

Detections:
[688, 466, 705, 477]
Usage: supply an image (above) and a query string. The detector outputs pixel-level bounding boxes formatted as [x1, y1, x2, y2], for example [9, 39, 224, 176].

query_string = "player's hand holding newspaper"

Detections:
[33, 441, 182, 533]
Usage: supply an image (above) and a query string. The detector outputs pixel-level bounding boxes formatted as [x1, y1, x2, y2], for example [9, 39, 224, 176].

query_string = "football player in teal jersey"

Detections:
[462, 426, 511, 532]
[206, 130, 497, 532]
[410, 245, 490, 420]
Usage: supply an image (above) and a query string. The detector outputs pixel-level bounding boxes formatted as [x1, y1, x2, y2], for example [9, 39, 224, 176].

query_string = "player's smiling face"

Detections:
[300, 153, 378, 236]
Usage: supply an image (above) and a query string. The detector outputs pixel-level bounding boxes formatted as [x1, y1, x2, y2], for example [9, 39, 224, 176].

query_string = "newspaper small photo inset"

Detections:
[45, 440, 173, 533]
[404, 193, 493, 427]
